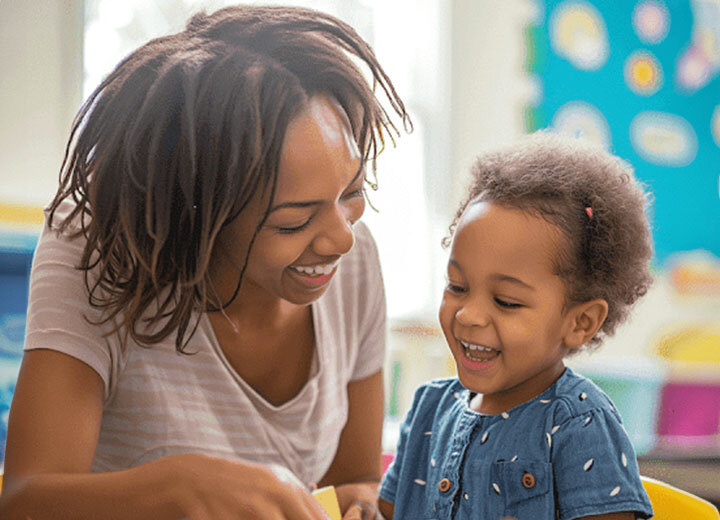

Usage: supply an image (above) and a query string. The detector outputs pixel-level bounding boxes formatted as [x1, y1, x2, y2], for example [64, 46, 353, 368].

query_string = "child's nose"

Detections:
[455, 302, 491, 328]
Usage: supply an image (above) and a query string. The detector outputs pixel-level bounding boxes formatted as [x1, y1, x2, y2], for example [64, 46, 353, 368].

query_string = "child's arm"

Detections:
[378, 497, 394, 519]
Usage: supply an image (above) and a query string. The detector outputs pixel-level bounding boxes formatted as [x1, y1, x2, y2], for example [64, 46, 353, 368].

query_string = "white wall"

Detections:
[449, 0, 535, 211]
[0, 0, 84, 207]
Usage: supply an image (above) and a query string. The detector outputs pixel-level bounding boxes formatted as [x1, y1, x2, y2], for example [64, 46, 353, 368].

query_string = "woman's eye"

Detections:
[343, 188, 364, 200]
[277, 219, 312, 233]
[495, 297, 522, 309]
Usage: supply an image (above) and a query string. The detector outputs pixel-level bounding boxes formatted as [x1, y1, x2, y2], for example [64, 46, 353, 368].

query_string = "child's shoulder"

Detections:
[412, 377, 465, 401]
[544, 367, 620, 424]
[405, 377, 466, 415]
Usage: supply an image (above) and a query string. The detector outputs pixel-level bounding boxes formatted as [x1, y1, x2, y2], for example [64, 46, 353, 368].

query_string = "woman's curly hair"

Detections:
[445, 132, 654, 349]
[48, 5, 411, 352]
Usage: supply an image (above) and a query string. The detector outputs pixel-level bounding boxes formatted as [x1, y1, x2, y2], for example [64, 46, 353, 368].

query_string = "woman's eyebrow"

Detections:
[269, 160, 365, 214]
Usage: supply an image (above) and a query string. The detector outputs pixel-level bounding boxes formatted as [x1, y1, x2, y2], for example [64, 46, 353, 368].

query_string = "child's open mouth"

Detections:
[459, 340, 500, 362]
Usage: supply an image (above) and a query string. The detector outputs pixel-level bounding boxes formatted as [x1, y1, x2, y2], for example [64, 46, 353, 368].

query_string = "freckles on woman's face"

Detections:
[210, 95, 366, 308]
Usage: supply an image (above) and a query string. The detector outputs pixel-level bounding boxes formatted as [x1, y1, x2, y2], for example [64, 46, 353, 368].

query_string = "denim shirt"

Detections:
[380, 368, 653, 520]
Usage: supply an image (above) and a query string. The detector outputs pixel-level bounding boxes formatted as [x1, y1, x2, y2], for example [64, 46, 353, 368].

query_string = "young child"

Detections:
[379, 132, 654, 520]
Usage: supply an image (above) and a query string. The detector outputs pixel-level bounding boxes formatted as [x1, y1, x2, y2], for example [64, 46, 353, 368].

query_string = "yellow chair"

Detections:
[642, 476, 720, 519]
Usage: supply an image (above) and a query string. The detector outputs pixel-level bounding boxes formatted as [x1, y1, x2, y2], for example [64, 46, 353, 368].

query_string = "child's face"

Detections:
[209, 95, 365, 308]
[439, 201, 577, 413]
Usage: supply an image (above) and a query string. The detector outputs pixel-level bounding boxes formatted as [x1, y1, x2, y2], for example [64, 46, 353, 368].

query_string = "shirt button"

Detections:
[522, 472, 536, 489]
[438, 478, 452, 492]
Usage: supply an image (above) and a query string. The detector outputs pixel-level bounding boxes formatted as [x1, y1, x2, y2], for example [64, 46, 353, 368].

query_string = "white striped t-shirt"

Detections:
[24, 204, 386, 484]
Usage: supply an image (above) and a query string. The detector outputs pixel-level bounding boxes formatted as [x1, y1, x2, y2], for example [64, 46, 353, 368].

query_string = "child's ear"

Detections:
[562, 299, 609, 350]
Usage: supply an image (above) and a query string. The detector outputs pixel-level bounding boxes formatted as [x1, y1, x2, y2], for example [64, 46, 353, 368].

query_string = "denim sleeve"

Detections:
[379, 382, 435, 506]
[551, 407, 653, 520]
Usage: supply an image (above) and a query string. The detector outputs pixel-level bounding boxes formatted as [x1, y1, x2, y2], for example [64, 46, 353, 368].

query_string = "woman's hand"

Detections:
[172, 454, 329, 520]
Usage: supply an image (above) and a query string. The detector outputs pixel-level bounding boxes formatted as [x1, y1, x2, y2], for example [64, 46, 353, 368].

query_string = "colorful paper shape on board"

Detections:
[312, 486, 342, 520]
[527, 0, 720, 263]
[630, 111, 697, 167]
[625, 51, 663, 95]
[633, 0, 670, 44]
[551, 100, 611, 149]
[676, 0, 720, 91]
[550, 0, 608, 71]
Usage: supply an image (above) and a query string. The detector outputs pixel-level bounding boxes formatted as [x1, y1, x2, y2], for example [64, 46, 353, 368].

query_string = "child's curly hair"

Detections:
[445, 132, 654, 349]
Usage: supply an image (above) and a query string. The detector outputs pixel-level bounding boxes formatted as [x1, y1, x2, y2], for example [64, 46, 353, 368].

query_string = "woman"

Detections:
[0, 5, 410, 519]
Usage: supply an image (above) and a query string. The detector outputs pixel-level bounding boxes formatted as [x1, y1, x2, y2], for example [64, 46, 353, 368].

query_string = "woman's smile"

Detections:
[287, 261, 339, 290]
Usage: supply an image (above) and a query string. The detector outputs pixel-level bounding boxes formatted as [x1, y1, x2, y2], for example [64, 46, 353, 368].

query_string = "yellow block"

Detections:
[312, 485, 342, 520]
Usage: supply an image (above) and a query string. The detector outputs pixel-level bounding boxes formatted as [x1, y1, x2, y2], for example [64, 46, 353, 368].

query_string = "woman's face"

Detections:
[211, 95, 366, 308]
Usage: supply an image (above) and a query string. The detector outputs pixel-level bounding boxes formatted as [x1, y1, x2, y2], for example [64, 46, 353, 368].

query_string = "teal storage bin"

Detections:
[570, 357, 667, 456]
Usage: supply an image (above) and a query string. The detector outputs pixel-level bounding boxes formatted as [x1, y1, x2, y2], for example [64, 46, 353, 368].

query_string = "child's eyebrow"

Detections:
[490, 273, 535, 291]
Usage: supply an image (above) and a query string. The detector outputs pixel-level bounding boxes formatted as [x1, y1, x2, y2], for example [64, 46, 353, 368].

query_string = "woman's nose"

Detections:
[455, 302, 490, 328]
[312, 206, 355, 256]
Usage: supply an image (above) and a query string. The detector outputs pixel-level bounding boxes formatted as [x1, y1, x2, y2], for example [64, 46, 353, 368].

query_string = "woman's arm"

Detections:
[0, 349, 184, 519]
[0, 349, 327, 520]
[319, 370, 384, 519]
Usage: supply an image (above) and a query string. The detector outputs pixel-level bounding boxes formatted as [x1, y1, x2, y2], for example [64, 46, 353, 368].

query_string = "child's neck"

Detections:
[468, 363, 567, 414]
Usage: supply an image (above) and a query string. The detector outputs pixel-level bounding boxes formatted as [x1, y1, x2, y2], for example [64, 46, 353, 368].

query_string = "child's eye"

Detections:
[494, 297, 522, 309]
[445, 283, 466, 294]
[277, 219, 312, 233]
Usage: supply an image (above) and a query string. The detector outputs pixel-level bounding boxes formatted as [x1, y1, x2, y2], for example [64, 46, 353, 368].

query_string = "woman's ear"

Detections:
[563, 299, 609, 350]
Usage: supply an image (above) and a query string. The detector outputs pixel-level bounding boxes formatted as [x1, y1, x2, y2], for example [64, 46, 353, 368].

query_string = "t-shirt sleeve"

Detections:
[552, 407, 653, 520]
[24, 218, 115, 399]
[349, 222, 386, 381]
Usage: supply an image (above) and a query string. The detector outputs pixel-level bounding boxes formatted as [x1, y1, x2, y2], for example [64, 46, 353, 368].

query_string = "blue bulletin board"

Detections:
[526, 0, 720, 265]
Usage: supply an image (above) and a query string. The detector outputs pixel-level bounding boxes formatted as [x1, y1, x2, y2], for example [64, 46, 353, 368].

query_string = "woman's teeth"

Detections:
[460, 340, 499, 361]
[290, 263, 336, 276]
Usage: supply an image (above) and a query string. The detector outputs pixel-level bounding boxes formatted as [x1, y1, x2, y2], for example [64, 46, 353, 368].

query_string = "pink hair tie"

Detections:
[585, 207, 593, 219]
